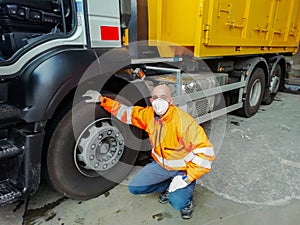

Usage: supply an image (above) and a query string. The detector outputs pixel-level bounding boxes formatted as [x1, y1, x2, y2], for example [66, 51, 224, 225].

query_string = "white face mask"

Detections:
[152, 98, 169, 116]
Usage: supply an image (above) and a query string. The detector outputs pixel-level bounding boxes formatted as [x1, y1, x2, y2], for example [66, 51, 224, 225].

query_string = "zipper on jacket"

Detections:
[158, 120, 165, 168]
[154, 126, 158, 152]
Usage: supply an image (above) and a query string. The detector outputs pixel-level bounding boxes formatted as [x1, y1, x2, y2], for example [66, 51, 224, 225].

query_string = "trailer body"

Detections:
[147, 0, 300, 57]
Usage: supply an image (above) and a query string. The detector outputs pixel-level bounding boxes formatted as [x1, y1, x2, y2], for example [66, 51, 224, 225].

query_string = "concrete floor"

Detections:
[0, 91, 299, 225]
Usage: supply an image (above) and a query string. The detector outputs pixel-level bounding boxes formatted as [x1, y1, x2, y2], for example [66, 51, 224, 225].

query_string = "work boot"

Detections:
[158, 190, 169, 204]
[181, 201, 193, 219]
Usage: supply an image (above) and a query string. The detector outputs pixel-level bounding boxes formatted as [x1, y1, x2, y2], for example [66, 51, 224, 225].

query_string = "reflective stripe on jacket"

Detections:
[100, 96, 214, 182]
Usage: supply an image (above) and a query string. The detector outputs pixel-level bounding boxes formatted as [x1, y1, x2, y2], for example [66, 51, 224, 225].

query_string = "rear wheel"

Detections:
[241, 67, 266, 117]
[263, 64, 282, 105]
[45, 95, 142, 200]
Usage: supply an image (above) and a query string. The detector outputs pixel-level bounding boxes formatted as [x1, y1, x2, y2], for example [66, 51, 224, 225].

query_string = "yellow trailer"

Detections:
[147, 0, 300, 57]
[126, 0, 300, 118]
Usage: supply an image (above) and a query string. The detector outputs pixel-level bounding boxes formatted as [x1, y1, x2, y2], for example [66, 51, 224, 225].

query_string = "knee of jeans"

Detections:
[128, 185, 138, 194]
[128, 185, 147, 195]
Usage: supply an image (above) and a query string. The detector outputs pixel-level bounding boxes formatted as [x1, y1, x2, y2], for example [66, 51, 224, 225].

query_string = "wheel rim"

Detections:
[269, 67, 281, 94]
[74, 118, 125, 177]
[249, 79, 262, 107]
[269, 76, 280, 94]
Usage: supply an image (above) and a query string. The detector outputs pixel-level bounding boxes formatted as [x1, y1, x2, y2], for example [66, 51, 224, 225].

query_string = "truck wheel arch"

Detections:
[242, 58, 269, 94]
[13, 49, 97, 123]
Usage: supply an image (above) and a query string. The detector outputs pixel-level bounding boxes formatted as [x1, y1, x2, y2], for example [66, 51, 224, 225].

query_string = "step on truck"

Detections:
[0, 0, 299, 204]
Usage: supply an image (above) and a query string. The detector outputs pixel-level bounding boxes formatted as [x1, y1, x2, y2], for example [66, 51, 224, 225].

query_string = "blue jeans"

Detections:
[128, 161, 196, 211]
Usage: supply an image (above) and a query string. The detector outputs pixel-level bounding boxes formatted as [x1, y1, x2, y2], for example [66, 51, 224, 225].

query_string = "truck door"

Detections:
[85, 0, 122, 48]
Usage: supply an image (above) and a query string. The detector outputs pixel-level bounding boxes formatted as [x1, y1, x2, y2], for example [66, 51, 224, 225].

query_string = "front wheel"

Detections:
[45, 96, 142, 200]
[240, 67, 266, 117]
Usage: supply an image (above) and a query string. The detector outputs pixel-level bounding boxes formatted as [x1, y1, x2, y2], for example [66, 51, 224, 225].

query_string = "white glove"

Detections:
[82, 90, 102, 103]
[168, 175, 190, 192]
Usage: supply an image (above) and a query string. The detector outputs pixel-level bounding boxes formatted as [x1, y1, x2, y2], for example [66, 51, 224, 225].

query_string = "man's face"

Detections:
[150, 85, 173, 104]
[150, 85, 174, 116]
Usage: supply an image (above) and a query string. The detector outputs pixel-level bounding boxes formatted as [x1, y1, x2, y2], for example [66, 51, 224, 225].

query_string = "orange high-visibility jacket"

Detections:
[100, 96, 214, 182]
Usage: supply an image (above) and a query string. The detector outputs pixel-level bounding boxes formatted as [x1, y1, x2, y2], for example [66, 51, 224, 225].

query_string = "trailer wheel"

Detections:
[46, 95, 141, 200]
[263, 64, 281, 105]
[241, 67, 266, 117]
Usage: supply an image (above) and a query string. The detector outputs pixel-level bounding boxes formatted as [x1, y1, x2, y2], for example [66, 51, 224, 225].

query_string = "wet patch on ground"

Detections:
[23, 197, 67, 225]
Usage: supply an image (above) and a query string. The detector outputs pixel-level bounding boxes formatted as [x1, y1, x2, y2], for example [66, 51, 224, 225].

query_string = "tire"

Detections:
[46, 95, 142, 200]
[263, 64, 281, 105]
[241, 67, 266, 117]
